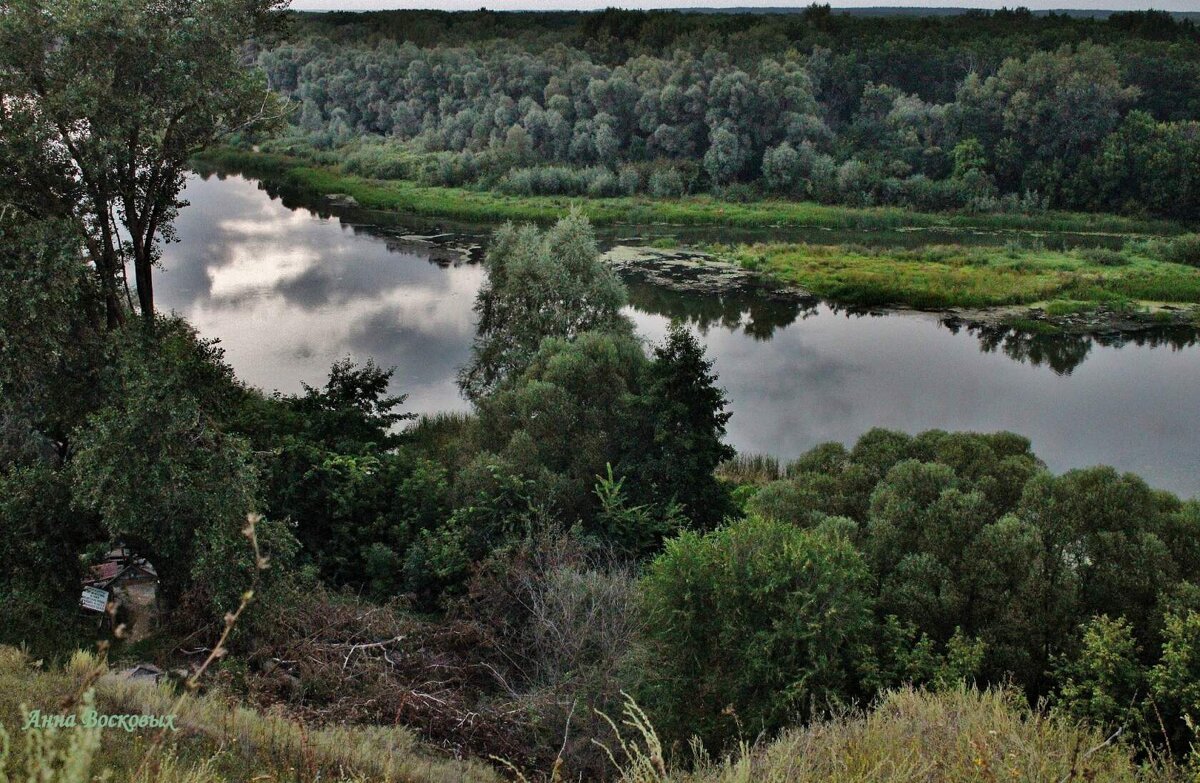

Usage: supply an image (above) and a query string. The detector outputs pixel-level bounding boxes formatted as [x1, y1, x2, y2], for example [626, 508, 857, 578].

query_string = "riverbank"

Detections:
[606, 243, 1200, 334]
[192, 149, 1200, 334]
[193, 147, 1181, 236]
[716, 241, 1200, 327]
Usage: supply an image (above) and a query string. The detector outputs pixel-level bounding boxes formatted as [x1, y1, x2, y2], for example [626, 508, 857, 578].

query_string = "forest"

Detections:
[250, 7, 1200, 217]
[2, 2, 1200, 782]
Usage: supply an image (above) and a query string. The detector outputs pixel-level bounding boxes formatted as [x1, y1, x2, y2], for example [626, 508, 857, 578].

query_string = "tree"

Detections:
[459, 211, 632, 400]
[1148, 610, 1200, 755]
[0, 0, 286, 327]
[624, 324, 734, 528]
[639, 515, 874, 750]
[475, 330, 648, 520]
[762, 142, 800, 193]
[68, 319, 288, 609]
[0, 216, 105, 453]
[703, 122, 747, 186]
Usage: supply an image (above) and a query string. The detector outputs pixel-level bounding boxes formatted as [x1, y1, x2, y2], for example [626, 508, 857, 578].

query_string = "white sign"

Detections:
[80, 587, 109, 613]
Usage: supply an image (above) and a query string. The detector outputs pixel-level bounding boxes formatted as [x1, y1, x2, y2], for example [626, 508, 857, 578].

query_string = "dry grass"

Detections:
[604, 688, 1188, 783]
[715, 454, 782, 485]
[0, 645, 501, 783]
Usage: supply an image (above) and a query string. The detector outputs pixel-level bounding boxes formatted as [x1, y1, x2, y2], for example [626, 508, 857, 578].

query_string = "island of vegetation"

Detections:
[1, 2, 1199, 782]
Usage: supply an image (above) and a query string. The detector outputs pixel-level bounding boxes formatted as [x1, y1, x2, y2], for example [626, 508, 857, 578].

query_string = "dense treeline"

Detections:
[254, 7, 1200, 217]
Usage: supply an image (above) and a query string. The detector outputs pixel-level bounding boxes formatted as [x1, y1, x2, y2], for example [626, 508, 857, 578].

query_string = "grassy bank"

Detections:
[194, 147, 1200, 317]
[720, 241, 1200, 311]
[0, 646, 498, 783]
[669, 688, 1180, 783]
[4, 646, 1183, 783]
[194, 147, 1180, 236]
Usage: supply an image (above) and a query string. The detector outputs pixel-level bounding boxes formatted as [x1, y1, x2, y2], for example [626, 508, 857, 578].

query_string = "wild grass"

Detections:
[0, 645, 500, 783]
[192, 147, 1179, 236]
[605, 688, 1189, 783]
[405, 410, 479, 467]
[723, 242, 1200, 310]
[715, 454, 782, 485]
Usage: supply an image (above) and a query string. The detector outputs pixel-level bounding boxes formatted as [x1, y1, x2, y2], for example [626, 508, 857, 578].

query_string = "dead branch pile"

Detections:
[238, 586, 538, 767]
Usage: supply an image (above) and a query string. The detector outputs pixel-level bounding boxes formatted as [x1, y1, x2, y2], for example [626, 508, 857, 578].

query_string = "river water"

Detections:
[158, 172, 1200, 498]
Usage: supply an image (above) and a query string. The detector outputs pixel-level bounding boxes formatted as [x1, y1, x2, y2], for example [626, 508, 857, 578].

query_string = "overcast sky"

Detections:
[290, 1, 1200, 12]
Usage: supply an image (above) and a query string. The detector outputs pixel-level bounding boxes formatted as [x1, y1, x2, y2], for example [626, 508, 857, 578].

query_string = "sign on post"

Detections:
[80, 586, 110, 613]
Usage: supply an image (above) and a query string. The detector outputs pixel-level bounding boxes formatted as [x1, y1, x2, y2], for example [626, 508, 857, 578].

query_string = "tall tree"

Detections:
[625, 324, 735, 528]
[0, 0, 286, 327]
[459, 210, 632, 400]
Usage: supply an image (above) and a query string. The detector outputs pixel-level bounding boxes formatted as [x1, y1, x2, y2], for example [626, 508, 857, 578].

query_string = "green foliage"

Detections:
[1159, 234, 1200, 268]
[459, 211, 632, 400]
[477, 330, 648, 520]
[251, 10, 1200, 218]
[593, 464, 685, 558]
[743, 429, 1197, 718]
[0, 0, 285, 324]
[0, 463, 93, 655]
[68, 321, 283, 610]
[860, 617, 985, 695]
[234, 359, 447, 599]
[403, 456, 538, 604]
[1149, 611, 1200, 755]
[640, 515, 875, 750]
[0, 217, 105, 447]
[624, 324, 735, 529]
[1052, 616, 1147, 735]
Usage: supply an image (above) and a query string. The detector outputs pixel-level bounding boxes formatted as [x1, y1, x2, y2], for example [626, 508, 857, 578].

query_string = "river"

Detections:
[158, 172, 1200, 497]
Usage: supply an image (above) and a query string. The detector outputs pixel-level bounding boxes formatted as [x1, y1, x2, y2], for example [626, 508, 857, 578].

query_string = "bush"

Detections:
[341, 142, 415, 180]
[585, 166, 620, 197]
[1051, 615, 1147, 734]
[648, 166, 685, 198]
[762, 142, 800, 193]
[498, 165, 584, 196]
[458, 532, 643, 777]
[662, 687, 1156, 782]
[617, 164, 641, 195]
[1160, 233, 1200, 267]
[639, 515, 874, 750]
[1080, 247, 1131, 266]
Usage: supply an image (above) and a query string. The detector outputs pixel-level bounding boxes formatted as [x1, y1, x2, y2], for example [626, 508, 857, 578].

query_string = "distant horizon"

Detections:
[289, 1, 1200, 13]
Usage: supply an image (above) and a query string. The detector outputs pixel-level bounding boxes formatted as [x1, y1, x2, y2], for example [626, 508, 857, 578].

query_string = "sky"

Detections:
[289, 1, 1200, 11]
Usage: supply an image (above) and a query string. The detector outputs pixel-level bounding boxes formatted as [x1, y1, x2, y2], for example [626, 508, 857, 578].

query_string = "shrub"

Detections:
[762, 142, 800, 193]
[458, 531, 643, 777]
[340, 143, 415, 180]
[639, 515, 874, 750]
[498, 165, 586, 196]
[1080, 247, 1131, 266]
[1148, 610, 1200, 754]
[648, 166, 685, 198]
[617, 164, 642, 195]
[585, 166, 620, 197]
[1051, 615, 1147, 734]
[665, 687, 1155, 782]
[1160, 233, 1200, 267]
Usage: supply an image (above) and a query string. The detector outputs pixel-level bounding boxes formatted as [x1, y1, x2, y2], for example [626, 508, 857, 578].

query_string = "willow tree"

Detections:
[0, 0, 286, 327]
[458, 211, 632, 400]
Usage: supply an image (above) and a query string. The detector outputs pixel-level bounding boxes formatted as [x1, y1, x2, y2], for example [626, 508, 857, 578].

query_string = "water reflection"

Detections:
[159, 173, 1200, 497]
[157, 171, 482, 415]
[958, 323, 1200, 376]
[624, 282, 818, 340]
